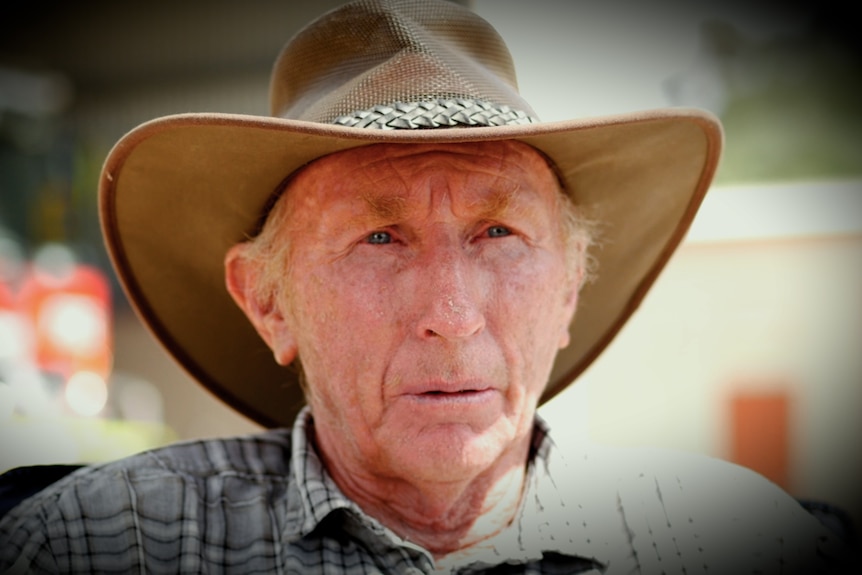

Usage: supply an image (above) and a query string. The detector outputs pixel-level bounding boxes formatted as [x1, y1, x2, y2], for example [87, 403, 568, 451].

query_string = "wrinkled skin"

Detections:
[226, 140, 581, 556]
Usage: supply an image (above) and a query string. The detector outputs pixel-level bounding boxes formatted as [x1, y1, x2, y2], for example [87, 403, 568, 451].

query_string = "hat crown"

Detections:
[269, 0, 539, 127]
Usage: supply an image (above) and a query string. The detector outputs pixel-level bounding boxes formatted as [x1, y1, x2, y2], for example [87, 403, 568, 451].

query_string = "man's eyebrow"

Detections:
[474, 187, 518, 220]
[359, 186, 524, 223]
[360, 193, 408, 222]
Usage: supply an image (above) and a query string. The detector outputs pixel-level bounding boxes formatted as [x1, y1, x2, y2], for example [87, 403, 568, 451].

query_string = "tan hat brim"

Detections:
[100, 108, 722, 428]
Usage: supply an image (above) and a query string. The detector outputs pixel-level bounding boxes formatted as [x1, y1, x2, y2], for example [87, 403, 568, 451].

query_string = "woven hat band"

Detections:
[332, 98, 540, 130]
[270, 0, 538, 126]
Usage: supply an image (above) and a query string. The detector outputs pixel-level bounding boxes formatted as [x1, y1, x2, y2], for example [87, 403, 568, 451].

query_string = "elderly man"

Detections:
[0, 0, 851, 573]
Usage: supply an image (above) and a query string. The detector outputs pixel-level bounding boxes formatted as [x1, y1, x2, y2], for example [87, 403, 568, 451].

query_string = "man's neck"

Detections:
[314, 428, 532, 558]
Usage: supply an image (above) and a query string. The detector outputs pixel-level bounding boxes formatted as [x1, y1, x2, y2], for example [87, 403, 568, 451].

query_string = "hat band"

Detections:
[332, 98, 539, 130]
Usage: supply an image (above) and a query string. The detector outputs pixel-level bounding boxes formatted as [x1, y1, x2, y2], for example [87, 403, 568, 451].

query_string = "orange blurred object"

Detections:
[18, 262, 112, 380]
[730, 391, 791, 491]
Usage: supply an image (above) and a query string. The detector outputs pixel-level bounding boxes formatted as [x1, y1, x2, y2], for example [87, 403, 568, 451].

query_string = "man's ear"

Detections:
[224, 244, 298, 366]
[557, 267, 583, 350]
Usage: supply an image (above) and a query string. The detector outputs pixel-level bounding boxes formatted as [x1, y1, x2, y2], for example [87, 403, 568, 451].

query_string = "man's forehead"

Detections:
[328, 140, 547, 170]
[286, 140, 559, 208]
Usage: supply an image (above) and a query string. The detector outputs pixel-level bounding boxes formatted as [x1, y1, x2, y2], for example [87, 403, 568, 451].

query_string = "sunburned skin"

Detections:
[225, 140, 582, 557]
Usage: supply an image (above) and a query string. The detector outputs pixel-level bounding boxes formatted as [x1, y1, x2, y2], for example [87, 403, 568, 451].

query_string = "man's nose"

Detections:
[414, 248, 486, 341]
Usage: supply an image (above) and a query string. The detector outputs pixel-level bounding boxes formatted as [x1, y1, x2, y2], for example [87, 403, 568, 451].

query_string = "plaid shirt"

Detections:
[0, 409, 845, 574]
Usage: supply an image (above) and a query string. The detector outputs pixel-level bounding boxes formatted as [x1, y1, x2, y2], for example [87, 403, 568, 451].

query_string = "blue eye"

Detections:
[486, 225, 511, 238]
[367, 231, 392, 244]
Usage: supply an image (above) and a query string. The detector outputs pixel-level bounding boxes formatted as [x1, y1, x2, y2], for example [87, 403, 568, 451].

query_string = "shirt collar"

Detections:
[283, 406, 356, 539]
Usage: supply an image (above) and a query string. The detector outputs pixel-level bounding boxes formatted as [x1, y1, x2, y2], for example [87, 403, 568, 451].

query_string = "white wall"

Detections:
[541, 233, 862, 513]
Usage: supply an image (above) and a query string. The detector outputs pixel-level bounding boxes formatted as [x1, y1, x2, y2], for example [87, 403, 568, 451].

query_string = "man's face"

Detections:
[259, 140, 579, 482]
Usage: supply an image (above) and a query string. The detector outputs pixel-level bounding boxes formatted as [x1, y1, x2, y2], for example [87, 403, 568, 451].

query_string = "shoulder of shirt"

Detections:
[549, 439, 790, 497]
[0, 429, 297, 571]
[9, 428, 294, 510]
[549, 440, 814, 520]
[114, 427, 290, 475]
[544, 438, 848, 571]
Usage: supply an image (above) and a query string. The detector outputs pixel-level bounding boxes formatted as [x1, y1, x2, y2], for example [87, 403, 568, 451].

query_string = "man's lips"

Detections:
[421, 389, 485, 395]
[397, 381, 499, 405]
[403, 380, 493, 396]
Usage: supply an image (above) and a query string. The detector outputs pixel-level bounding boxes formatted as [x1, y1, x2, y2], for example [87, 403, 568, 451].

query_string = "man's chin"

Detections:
[385, 421, 518, 483]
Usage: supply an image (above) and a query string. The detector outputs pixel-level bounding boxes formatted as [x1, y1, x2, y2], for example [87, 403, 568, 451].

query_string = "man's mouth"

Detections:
[406, 384, 497, 405]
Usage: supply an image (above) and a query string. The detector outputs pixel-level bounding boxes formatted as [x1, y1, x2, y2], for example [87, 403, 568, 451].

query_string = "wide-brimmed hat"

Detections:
[100, 0, 722, 428]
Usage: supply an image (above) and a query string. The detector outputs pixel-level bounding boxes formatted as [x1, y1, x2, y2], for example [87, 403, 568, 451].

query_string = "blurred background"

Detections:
[1, 0, 860, 527]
